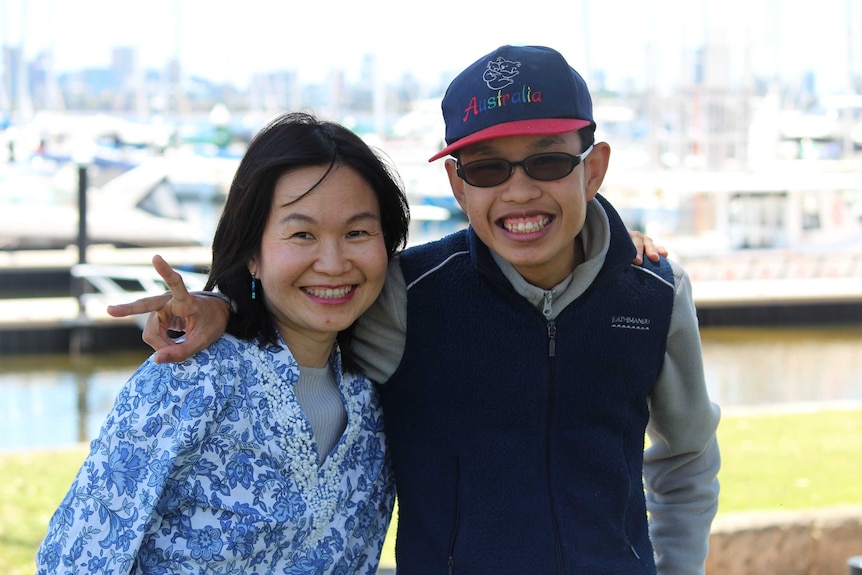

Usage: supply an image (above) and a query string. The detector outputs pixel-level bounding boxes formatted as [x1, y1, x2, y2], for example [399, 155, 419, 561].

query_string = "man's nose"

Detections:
[499, 166, 542, 202]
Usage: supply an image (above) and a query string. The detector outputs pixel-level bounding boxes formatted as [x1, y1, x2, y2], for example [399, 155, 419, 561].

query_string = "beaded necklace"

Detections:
[249, 341, 366, 545]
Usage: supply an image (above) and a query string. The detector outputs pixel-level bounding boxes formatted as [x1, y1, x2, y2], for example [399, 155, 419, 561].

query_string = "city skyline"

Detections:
[2, 0, 861, 96]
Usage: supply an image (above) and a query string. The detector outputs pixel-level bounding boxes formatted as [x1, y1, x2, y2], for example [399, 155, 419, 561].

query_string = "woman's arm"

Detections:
[109, 234, 667, 363]
[107, 255, 230, 363]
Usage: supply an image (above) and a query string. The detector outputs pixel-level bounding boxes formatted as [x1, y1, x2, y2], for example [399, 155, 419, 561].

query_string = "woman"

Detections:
[36, 112, 410, 574]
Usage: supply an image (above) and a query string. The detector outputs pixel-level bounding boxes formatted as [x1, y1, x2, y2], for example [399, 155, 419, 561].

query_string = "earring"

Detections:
[251, 272, 257, 300]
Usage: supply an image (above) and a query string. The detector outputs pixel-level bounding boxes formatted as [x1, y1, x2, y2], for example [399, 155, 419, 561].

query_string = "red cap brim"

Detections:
[428, 118, 592, 162]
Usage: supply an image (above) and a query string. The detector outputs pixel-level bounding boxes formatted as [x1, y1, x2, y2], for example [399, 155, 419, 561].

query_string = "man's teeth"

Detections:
[502, 216, 550, 233]
[305, 286, 353, 299]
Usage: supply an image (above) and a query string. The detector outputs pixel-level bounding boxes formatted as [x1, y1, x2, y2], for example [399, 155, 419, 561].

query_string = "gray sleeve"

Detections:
[352, 257, 408, 384]
[644, 260, 721, 575]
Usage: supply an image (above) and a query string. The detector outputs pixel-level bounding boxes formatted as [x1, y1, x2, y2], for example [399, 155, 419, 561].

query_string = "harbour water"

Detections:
[1, 325, 861, 451]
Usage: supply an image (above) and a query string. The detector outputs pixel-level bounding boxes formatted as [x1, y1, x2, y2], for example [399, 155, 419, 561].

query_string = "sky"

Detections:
[1, 0, 861, 95]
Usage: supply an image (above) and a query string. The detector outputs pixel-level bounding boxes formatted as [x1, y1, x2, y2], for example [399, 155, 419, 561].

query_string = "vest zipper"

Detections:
[447, 456, 461, 574]
[546, 320, 565, 573]
[542, 290, 554, 318]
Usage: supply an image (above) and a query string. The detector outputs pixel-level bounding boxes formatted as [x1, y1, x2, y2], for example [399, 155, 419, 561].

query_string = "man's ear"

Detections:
[444, 158, 468, 213]
[584, 141, 611, 201]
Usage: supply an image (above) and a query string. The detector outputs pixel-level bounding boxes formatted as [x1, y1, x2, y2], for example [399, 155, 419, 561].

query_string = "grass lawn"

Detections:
[4, 408, 861, 574]
[0, 446, 95, 575]
[716, 406, 862, 512]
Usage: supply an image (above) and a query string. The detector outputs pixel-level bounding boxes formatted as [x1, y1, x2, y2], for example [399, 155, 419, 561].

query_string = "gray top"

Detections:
[295, 364, 347, 465]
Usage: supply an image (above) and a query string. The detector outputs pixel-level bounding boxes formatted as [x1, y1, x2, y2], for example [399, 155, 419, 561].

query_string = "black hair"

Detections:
[578, 125, 596, 151]
[205, 112, 410, 373]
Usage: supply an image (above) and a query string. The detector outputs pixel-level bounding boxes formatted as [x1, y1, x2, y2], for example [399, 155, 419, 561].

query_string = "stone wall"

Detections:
[707, 507, 862, 574]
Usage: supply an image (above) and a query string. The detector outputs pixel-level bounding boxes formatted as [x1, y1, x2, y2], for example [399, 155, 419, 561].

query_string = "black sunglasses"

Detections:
[456, 144, 594, 188]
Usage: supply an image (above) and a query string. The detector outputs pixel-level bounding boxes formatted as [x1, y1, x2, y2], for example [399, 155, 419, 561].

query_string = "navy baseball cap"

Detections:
[429, 45, 595, 162]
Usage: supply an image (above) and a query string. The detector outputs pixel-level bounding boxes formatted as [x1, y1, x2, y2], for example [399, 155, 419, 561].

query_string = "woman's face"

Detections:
[250, 164, 388, 360]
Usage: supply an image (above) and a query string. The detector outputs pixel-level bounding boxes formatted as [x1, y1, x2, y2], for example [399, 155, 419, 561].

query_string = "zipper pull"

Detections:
[542, 290, 553, 318]
[547, 320, 556, 357]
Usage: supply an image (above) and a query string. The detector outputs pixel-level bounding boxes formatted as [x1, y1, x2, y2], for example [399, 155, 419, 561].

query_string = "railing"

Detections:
[70, 263, 209, 329]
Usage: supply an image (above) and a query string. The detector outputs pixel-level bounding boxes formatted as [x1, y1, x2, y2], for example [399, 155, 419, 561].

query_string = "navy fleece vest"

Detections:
[381, 198, 675, 574]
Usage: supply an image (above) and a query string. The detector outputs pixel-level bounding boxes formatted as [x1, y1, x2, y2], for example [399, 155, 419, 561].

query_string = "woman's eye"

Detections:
[292, 231, 314, 240]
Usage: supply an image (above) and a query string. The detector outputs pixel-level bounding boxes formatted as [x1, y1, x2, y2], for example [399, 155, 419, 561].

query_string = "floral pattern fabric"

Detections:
[36, 334, 394, 575]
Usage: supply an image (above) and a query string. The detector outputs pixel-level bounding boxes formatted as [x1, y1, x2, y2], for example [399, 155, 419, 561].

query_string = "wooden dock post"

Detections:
[70, 163, 92, 357]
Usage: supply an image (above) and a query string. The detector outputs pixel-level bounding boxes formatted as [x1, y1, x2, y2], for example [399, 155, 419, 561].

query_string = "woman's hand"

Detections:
[107, 255, 230, 363]
[629, 231, 668, 264]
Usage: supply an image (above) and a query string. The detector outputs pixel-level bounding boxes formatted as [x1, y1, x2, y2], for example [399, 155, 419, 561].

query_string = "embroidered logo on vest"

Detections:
[611, 316, 651, 330]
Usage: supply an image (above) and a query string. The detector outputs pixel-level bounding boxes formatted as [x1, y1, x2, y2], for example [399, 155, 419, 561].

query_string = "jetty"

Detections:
[2, 245, 861, 356]
[0, 245, 211, 356]
[681, 251, 862, 325]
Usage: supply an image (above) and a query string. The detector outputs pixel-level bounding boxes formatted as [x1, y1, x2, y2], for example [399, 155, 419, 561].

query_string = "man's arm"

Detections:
[644, 261, 721, 575]
[351, 258, 408, 383]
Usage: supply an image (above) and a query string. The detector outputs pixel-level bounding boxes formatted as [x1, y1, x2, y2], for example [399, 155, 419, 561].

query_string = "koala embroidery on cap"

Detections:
[483, 56, 521, 89]
[461, 56, 543, 122]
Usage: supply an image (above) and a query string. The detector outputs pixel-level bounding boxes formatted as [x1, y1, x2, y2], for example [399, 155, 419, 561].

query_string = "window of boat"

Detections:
[801, 192, 821, 230]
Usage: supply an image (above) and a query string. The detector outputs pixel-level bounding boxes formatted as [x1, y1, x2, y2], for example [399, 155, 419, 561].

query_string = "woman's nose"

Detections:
[313, 241, 352, 274]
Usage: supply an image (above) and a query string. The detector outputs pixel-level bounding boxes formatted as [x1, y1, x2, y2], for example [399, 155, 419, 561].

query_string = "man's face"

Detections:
[445, 131, 606, 289]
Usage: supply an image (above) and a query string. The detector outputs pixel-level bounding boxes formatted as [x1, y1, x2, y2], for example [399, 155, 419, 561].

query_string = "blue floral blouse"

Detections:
[36, 334, 395, 575]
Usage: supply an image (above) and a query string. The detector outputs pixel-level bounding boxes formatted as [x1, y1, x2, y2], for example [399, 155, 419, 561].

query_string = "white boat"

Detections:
[0, 156, 207, 249]
[601, 168, 862, 313]
[603, 168, 862, 255]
